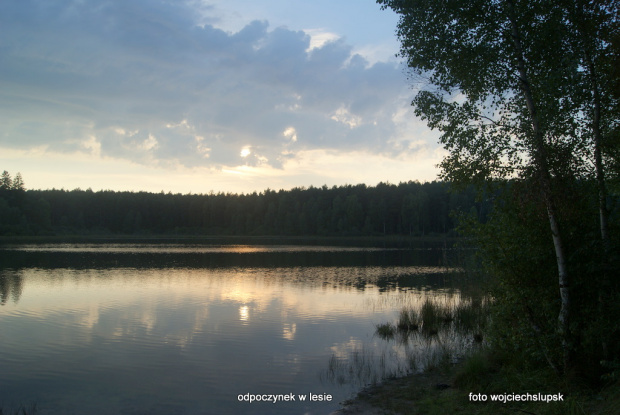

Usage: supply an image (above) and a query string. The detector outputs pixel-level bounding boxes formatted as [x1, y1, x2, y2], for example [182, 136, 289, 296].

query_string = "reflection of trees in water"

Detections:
[322, 293, 490, 387]
[0, 272, 23, 305]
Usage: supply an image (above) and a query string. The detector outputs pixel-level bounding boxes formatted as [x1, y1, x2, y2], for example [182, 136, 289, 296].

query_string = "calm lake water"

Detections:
[0, 240, 467, 415]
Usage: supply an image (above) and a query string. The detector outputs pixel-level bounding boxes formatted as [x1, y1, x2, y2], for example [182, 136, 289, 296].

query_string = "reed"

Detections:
[396, 308, 419, 332]
[375, 322, 396, 339]
[332, 295, 493, 387]
[420, 298, 443, 332]
[321, 346, 410, 387]
[375, 295, 491, 346]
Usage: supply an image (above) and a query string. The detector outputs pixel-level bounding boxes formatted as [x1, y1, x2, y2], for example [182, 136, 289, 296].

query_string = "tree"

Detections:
[11, 173, 25, 191]
[0, 171, 12, 190]
[378, 0, 618, 373]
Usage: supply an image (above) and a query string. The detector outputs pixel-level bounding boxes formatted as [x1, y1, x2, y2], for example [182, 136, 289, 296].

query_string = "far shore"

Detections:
[0, 234, 461, 245]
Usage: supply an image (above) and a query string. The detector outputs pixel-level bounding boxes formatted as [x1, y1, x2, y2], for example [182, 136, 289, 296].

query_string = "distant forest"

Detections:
[0, 170, 492, 237]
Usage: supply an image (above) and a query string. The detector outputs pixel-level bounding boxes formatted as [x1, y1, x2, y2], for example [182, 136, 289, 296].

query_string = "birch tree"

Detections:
[378, 0, 618, 372]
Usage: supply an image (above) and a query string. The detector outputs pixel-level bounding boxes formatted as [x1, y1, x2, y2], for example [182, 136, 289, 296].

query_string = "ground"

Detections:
[329, 358, 620, 415]
[329, 368, 454, 415]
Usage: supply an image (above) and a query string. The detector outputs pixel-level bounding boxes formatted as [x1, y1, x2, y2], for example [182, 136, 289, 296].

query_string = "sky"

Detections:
[0, 0, 443, 194]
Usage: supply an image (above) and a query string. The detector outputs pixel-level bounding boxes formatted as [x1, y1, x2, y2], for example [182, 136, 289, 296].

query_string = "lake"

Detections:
[0, 240, 470, 415]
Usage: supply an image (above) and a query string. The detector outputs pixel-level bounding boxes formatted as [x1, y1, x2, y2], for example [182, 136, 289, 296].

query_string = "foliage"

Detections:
[345, 343, 620, 415]
[460, 180, 620, 381]
[378, 0, 619, 376]
[0, 171, 492, 237]
[453, 349, 495, 389]
[378, 0, 618, 185]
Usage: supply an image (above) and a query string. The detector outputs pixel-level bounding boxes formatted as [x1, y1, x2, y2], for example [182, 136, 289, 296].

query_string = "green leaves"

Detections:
[379, 0, 620, 376]
[378, 0, 617, 186]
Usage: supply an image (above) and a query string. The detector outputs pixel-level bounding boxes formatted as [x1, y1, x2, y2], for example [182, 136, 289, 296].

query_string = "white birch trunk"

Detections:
[505, 0, 572, 371]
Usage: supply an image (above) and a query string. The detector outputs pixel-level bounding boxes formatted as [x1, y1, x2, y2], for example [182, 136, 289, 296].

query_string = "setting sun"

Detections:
[240, 147, 251, 158]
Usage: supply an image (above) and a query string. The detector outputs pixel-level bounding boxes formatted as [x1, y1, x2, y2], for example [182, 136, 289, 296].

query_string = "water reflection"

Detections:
[282, 323, 296, 341]
[323, 293, 490, 388]
[239, 305, 250, 322]
[0, 271, 23, 305]
[0, 242, 469, 415]
[0, 242, 455, 271]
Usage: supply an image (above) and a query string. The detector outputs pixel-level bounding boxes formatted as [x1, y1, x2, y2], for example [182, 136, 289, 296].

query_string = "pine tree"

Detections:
[0, 171, 12, 190]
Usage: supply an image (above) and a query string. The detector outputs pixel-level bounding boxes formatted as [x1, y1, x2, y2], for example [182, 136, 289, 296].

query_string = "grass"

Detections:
[360, 296, 618, 414]
[376, 296, 490, 345]
[330, 296, 486, 389]
[420, 299, 442, 332]
[342, 292, 620, 415]
[397, 308, 420, 332]
[321, 345, 410, 387]
[345, 347, 620, 415]
[376, 322, 397, 339]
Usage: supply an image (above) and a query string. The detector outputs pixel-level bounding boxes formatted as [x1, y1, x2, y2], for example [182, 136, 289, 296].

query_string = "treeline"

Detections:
[0, 170, 492, 237]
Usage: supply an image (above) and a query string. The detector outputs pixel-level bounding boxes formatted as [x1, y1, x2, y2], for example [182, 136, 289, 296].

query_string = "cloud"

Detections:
[0, 0, 424, 173]
[303, 29, 340, 51]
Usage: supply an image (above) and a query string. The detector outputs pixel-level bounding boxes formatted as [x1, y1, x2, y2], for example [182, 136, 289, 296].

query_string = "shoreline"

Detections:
[329, 354, 620, 415]
[0, 234, 459, 244]
[330, 366, 457, 415]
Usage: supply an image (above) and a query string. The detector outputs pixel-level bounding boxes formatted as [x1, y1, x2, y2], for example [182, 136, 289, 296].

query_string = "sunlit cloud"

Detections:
[330, 106, 362, 128]
[303, 28, 340, 51]
[282, 127, 298, 142]
[0, 0, 441, 193]
[140, 135, 159, 152]
[195, 136, 211, 159]
[79, 136, 102, 157]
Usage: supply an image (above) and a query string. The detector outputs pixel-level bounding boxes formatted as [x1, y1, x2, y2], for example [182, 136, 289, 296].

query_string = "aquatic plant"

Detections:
[420, 298, 443, 332]
[328, 296, 492, 387]
[321, 346, 406, 387]
[375, 322, 396, 339]
[396, 308, 419, 332]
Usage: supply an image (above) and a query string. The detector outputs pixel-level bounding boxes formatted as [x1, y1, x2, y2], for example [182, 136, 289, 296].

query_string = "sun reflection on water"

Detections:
[282, 323, 296, 340]
[239, 305, 250, 322]
[0, 242, 466, 415]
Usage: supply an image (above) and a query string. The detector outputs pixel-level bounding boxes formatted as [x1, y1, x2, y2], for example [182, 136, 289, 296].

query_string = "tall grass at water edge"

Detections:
[376, 296, 490, 343]
[322, 296, 491, 387]
[325, 243, 491, 387]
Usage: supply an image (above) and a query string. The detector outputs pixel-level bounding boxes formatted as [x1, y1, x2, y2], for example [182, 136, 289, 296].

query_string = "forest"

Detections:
[0, 170, 491, 237]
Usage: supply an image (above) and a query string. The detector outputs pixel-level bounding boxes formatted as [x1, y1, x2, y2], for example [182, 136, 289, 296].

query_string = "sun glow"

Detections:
[240, 147, 251, 158]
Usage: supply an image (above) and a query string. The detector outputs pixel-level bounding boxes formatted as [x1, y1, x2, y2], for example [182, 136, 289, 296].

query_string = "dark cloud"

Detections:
[0, 0, 413, 169]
